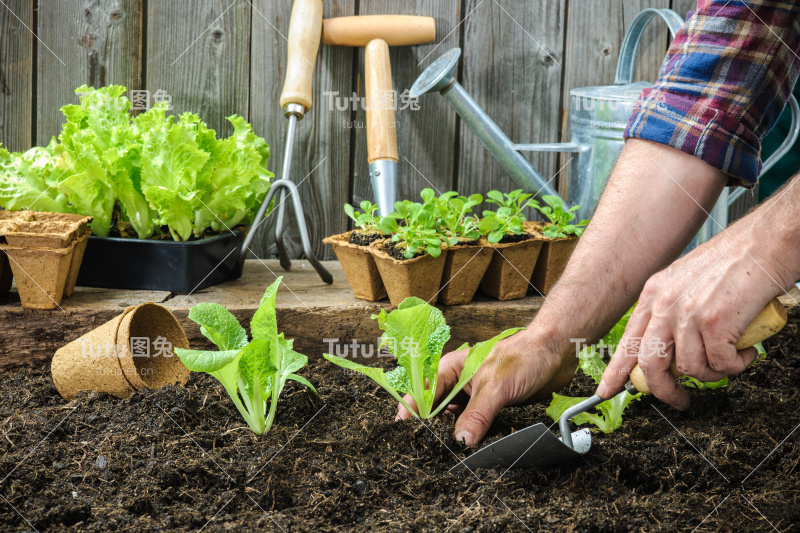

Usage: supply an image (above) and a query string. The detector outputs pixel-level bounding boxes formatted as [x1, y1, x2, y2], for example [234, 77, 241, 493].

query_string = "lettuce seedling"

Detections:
[547, 306, 641, 433]
[479, 189, 538, 243]
[323, 297, 522, 418]
[536, 195, 589, 238]
[379, 195, 447, 258]
[681, 342, 767, 389]
[344, 200, 383, 233]
[174, 277, 315, 434]
[434, 192, 483, 245]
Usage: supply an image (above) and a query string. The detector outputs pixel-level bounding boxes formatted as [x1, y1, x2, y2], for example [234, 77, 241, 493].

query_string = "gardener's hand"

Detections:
[597, 225, 793, 410]
[396, 331, 577, 446]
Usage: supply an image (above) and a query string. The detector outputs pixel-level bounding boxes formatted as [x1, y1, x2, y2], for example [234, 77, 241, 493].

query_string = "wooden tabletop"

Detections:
[2, 260, 797, 372]
[0, 259, 551, 371]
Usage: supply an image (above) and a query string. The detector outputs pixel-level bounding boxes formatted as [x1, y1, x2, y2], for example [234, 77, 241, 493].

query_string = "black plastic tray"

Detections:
[76, 231, 245, 293]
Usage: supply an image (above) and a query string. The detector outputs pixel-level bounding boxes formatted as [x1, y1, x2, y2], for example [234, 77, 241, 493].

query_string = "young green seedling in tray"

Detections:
[480, 189, 538, 243]
[344, 200, 383, 234]
[434, 191, 483, 246]
[324, 297, 522, 418]
[379, 191, 448, 258]
[536, 195, 590, 239]
[174, 277, 315, 434]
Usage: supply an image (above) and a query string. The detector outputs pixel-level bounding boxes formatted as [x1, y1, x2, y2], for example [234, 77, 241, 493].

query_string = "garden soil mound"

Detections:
[0, 319, 798, 531]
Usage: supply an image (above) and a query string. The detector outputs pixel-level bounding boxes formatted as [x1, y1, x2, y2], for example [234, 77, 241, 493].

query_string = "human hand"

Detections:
[597, 229, 791, 409]
[396, 331, 577, 446]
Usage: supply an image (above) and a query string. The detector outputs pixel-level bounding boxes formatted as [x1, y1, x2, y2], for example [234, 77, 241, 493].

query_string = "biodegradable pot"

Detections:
[480, 230, 544, 301]
[51, 302, 191, 400]
[438, 239, 494, 305]
[0, 251, 11, 296]
[2, 240, 77, 309]
[530, 236, 579, 295]
[523, 221, 579, 295]
[3, 212, 91, 248]
[63, 232, 92, 298]
[323, 231, 387, 301]
[369, 240, 447, 307]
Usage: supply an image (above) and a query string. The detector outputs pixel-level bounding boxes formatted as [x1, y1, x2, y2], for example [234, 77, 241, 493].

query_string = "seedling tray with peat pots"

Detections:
[438, 238, 493, 305]
[524, 220, 579, 295]
[323, 230, 387, 301]
[369, 240, 446, 306]
[480, 227, 544, 301]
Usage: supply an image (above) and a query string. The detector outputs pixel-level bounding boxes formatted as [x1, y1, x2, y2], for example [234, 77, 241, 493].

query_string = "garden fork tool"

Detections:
[322, 15, 435, 215]
[453, 297, 788, 471]
[274, 0, 323, 271]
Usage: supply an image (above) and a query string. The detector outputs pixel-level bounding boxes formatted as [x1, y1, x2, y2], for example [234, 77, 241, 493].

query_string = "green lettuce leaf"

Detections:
[187, 302, 248, 351]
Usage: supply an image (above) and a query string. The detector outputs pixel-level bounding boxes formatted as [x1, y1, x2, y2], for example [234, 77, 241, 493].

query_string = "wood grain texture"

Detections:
[1, 259, 797, 371]
[459, 0, 566, 219]
[351, 1, 460, 210]
[0, 0, 33, 152]
[558, 0, 670, 198]
[146, 0, 249, 138]
[624, 0, 671, 85]
[0, 259, 568, 370]
[36, 0, 143, 145]
[669, 0, 697, 20]
[248, 0, 354, 261]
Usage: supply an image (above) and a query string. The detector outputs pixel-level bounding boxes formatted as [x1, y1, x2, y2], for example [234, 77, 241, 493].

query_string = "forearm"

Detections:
[527, 139, 727, 357]
[725, 173, 800, 290]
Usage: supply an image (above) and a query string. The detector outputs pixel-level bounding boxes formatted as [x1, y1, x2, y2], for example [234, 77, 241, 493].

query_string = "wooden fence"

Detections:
[2, 0, 753, 260]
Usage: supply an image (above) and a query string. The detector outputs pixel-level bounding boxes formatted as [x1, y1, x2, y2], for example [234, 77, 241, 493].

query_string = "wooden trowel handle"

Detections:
[280, 0, 323, 112]
[365, 39, 399, 164]
[628, 297, 787, 394]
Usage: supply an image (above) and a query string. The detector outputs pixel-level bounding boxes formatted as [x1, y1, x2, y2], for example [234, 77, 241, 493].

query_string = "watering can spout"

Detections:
[410, 48, 567, 204]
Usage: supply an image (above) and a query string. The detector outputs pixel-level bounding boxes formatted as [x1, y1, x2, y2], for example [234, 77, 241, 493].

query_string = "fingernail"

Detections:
[455, 430, 474, 446]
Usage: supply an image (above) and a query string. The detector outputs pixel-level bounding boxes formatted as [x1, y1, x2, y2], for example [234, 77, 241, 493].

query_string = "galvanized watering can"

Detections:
[410, 8, 799, 246]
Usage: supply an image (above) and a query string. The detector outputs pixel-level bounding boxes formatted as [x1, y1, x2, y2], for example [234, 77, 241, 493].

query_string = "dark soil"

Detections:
[383, 240, 425, 261]
[498, 232, 533, 244]
[348, 230, 384, 248]
[1, 319, 799, 532]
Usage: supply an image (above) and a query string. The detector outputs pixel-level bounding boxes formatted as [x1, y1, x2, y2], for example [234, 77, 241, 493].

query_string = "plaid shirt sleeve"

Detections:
[624, 0, 800, 186]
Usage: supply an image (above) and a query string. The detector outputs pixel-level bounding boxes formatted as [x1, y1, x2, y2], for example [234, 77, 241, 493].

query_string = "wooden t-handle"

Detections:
[628, 297, 788, 394]
[365, 39, 399, 164]
[279, 0, 323, 112]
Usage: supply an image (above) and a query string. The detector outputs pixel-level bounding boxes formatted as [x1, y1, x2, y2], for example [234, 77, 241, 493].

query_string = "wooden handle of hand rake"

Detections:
[629, 297, 788, 394]
[279, 0, 323, 111]
[365, 39, 399, 164]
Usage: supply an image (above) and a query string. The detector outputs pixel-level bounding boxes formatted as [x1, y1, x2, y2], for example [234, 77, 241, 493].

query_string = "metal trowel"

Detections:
[453, 297, 788, 472]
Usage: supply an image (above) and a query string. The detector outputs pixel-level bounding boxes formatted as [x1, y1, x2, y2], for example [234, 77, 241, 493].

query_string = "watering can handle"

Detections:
[614, 8, 685, 85]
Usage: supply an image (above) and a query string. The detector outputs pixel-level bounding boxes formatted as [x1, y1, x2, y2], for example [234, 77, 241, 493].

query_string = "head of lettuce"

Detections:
[0, 85, 273, 240]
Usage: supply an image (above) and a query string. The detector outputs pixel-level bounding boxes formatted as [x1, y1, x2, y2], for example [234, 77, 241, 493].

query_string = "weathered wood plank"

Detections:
[669, 0, 697, 20]
[0, 0, 33, 152]
[558, 0, 670, 199]
[351, 1, 460, 210]
[248, 0, 355, 261]
[146, 0, 249, 138]
[458, 0, 566, 219]
[36, 0, 143, 145]
[2, 259, 798, 372]
[0, 259, 555, 371]
[624, 0, 671, 84]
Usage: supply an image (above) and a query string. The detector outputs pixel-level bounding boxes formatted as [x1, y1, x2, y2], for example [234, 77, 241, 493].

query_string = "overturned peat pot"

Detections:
[0, 317, 798, 532]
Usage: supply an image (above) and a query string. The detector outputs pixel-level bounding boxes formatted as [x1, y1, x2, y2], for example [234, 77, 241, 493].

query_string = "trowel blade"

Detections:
[451, 423, 592, 472]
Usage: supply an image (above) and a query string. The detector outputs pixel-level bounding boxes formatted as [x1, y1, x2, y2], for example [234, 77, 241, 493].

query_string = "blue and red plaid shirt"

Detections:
[625, 0, 800, 186]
